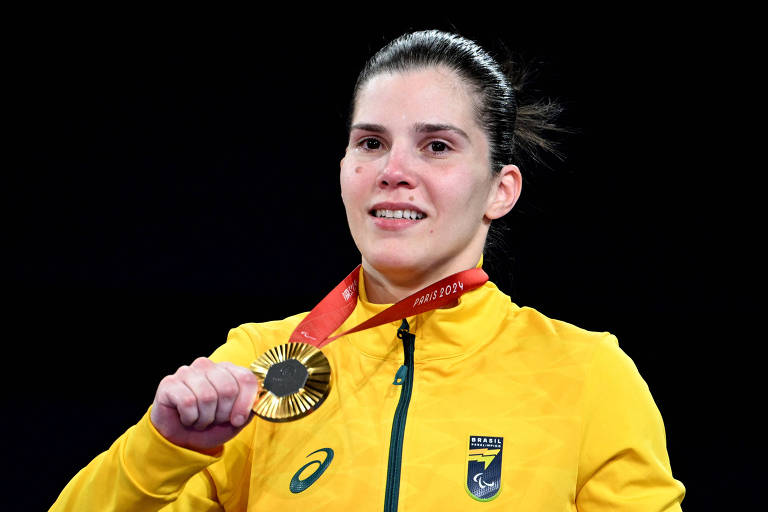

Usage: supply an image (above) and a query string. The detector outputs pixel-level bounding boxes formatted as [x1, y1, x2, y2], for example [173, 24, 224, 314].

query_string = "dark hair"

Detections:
[350, 30, 563, 175]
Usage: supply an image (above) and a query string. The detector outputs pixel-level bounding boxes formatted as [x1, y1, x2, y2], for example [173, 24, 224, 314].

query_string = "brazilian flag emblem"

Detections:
[465, 435, 503, 501]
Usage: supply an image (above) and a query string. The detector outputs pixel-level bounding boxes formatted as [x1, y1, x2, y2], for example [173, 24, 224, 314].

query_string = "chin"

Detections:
[363, 249, 430, 278]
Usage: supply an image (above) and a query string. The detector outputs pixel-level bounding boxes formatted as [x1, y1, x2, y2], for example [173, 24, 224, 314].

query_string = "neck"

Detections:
[361, 256, 481, 305]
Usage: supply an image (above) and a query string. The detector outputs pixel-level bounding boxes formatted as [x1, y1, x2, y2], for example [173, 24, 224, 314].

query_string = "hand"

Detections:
[150, 357, 260, 453]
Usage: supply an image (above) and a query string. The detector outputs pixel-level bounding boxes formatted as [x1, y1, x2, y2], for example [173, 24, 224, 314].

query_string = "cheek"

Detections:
[436, 176, 490, 217]
[340, 167, 366, 211]
[433, 179, 472, 208]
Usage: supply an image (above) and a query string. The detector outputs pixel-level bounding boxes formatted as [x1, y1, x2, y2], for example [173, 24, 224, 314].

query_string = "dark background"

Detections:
[5, 10, 759, 510]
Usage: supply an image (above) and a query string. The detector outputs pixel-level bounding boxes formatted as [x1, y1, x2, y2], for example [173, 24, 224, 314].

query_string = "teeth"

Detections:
[374, 209, 425, 219]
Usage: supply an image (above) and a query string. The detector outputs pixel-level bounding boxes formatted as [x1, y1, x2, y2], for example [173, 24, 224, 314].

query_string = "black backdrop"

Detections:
[5, 10, 758, 510]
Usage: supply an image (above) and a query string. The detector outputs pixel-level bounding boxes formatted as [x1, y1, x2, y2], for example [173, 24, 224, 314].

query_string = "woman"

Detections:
[52, 30, 685, 510]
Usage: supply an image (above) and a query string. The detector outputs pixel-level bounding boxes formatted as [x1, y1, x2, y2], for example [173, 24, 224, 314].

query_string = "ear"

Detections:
[484, 164, 522, 220]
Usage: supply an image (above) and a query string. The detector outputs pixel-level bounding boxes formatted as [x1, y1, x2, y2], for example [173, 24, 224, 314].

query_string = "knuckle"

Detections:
[243, 377, 260, 391]
[219, 384, 238, 399]
[208, 364, 232, 379]
[223, 362, 249, 375]
[198, 391, 217, 405]
[236, 368, 258, 384]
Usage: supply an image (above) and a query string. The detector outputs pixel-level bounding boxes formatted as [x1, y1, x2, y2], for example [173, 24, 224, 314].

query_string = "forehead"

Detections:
[352, 67, 480, 129]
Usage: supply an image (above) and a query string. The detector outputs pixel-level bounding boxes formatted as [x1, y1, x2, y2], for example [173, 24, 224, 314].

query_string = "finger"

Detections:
[156, 375, 199, 426]
[177, 365, 218, 430]
[190, 356, 217, 370]
[204, 364, 239, 424]
[219, 362, 260, 427]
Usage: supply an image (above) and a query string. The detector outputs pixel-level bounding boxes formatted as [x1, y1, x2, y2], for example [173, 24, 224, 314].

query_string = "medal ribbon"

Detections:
[289, 265, 488, 348]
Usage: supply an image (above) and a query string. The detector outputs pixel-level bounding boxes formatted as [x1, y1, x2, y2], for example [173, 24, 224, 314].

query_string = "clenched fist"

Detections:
[150, 357, 260, 453]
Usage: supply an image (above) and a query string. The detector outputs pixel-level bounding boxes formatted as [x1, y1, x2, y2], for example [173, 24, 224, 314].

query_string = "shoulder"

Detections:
[505, 302, 618, 356]
[228, 312, 310, 345]
[513, 306, 657, 415]
[505, 304, 664, 429]
[208, 311, 310, 367]
[473, 285, 621, 378]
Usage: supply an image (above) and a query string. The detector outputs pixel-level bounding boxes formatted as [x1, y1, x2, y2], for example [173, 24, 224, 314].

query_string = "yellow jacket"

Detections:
[52, 274, 685, 510]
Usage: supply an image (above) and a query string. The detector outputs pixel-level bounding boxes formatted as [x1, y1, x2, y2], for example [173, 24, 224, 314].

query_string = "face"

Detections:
[340, 67, 518, 285]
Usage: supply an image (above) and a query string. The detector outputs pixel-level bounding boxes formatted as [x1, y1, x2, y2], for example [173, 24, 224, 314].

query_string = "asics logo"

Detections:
[289, 448, 334, 494]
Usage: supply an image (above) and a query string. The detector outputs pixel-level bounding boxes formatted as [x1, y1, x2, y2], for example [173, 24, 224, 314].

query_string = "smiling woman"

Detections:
[51, 30, 685, 511]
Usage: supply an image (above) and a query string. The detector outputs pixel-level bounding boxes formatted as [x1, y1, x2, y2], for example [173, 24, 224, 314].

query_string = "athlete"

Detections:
[52, 30, 685, 510]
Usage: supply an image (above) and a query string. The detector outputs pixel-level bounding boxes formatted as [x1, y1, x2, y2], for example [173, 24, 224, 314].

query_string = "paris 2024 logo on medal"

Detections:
[465, 436, 503, 501]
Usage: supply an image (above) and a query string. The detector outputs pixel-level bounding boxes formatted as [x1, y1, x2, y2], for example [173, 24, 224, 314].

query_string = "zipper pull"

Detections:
[392, 318, 413, 386]
[393, 365, 407, 385]
[397, 318, 410, 338]
[394, 319, 413, 385]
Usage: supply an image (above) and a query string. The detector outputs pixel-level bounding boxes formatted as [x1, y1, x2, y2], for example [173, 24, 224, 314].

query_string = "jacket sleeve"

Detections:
[50, 409, 224, 511]
[575, 335, 686, 511]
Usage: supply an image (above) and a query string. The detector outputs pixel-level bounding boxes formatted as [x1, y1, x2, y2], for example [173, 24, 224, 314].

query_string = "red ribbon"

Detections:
[289, 265, 488, 348]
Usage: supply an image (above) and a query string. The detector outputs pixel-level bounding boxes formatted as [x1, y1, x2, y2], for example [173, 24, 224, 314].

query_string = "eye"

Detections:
[424, 139, 453, 156]
[358, 137, 383, 151]
[429, 141, 447, 152]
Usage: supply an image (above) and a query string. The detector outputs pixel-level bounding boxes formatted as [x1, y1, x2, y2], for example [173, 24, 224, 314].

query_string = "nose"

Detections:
[378, 146, 417, 190]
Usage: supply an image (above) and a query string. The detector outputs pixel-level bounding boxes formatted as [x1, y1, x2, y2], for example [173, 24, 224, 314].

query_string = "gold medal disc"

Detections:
[250, 342, 331, 422]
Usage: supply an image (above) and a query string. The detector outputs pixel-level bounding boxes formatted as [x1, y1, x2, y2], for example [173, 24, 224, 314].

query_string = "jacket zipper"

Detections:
[384, 319, 415, 512]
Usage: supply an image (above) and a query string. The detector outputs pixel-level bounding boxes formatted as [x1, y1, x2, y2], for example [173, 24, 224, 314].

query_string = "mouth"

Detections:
[369, 208, 426, 220]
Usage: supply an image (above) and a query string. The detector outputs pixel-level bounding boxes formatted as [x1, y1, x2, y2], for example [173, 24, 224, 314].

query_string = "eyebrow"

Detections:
[349, 123, 388, 134]
[349, 122, 471, 143]
[414, 123, 471, 143]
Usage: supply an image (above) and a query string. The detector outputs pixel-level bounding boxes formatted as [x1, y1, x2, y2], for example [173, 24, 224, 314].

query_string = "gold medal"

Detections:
[250, 342, 331, 422]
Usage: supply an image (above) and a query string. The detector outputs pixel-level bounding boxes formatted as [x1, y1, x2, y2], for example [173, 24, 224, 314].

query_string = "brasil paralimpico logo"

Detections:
[465, 435, 503, 501]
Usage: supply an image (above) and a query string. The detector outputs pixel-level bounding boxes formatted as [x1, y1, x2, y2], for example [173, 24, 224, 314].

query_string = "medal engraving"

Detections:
[263, 359, 309, 397]
[250, 342, 331, 422]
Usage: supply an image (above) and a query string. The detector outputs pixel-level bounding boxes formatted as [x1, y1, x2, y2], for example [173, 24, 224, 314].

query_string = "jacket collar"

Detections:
[336, 263, 518, 361]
